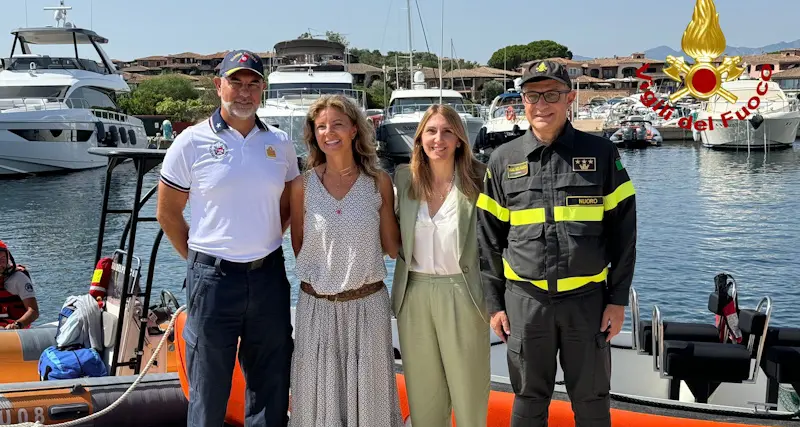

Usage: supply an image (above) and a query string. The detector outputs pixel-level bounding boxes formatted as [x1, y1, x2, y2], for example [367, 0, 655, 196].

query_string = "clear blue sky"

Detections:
[2, 0, 799, 64]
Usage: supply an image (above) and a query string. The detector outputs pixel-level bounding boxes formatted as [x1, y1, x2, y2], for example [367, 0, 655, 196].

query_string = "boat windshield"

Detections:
[0, 85, 69, 100]
[264, 83, 365, 108]
[2, 56, 110, 74]
[387, 97, 478, 116]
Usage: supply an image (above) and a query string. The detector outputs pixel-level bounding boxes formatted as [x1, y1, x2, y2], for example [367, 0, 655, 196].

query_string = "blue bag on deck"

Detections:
[37, 301, 108, 381]
[38, 345, 108, 380]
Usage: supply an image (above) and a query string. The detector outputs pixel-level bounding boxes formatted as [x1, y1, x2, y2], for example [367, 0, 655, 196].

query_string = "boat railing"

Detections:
[0, 96, 141, 124]
[491, 103, 525, 119]
[262, 88, 366, 109]
[385, 103, 482, 119]
[0, 96, 91, 112]
[704, 97, 800, 115]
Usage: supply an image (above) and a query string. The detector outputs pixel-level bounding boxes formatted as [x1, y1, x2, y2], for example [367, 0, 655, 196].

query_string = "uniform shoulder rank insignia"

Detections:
[506, 162, 529, 179]
[572, 157, 596, 172]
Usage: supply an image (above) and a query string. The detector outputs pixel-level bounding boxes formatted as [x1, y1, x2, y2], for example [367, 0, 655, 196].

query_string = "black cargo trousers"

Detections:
[504, 282, 612, 427]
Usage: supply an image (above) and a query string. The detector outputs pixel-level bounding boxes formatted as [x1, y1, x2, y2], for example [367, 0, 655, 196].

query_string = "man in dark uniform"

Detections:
[476, 59, 637, 427]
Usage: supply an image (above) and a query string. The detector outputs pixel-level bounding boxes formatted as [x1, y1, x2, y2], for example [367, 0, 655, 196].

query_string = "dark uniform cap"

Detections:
[520, 59, 572, 88]
[218, 50, 265, 79]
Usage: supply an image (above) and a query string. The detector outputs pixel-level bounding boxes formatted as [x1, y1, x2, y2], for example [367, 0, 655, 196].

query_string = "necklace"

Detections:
[434, 172, 456, 201]
[321, 165, 356, 189]
[320, 164, 357, 215]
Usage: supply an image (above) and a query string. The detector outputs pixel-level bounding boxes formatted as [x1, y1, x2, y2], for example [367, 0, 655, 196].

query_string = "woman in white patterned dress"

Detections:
[287, 94, 402, 427]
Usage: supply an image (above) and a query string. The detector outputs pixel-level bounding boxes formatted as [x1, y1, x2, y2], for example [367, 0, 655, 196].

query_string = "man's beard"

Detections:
[222, 100, 258, 119]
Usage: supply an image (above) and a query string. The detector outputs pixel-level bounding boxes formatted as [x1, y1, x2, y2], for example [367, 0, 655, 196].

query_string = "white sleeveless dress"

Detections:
[290, 169, 403, 427]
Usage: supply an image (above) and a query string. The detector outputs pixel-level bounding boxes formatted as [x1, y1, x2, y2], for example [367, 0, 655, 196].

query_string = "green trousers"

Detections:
[397, 272, 490, 427]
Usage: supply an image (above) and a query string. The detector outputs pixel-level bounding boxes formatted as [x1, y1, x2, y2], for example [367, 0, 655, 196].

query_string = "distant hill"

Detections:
[643, 39, 800, 60]
[571, 40, 800, 63]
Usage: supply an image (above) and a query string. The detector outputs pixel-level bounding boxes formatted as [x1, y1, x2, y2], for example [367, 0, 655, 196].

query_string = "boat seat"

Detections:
[638, 320, 720, 355]
[629, 287, 723, 355]
[652, 299, 771, 403]
[759, 326, 800, 404]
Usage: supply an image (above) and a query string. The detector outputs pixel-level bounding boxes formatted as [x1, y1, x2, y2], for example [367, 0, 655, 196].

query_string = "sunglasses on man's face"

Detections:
[522, 90, 571, 104]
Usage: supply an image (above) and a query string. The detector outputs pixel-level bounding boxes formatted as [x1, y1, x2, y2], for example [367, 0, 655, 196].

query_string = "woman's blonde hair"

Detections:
[303, 94, 381, 180]
[408, 104, 484, 202]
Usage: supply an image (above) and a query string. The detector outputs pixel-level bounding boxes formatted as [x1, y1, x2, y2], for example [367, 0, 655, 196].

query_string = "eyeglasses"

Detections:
[522, 90, 571, 104]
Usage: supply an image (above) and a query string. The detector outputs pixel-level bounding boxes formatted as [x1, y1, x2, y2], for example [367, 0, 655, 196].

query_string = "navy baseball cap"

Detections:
[520, 59, 572, 88]
[218, 50, 265, 79]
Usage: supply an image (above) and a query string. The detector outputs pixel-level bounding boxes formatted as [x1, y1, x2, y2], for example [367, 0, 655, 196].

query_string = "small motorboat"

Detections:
[174, 273, 800, 427]
[0, 147, 188, 426]
[474, 89, 529, 163]
[608, 117, 663, 148]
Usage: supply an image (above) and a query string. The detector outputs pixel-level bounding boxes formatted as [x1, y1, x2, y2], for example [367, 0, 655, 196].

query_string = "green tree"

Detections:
[487, 40, 572, 70]
[118, 74, 200, 115]
[365, 79, 386, 109]
[156, 97, 212, 122]
[117, 74, 215, 119]
[482, 80, 504, 103]
[326, 31, 348, 47]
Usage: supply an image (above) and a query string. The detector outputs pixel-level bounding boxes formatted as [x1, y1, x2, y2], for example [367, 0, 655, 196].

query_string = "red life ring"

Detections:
[505, 106, 516, 121]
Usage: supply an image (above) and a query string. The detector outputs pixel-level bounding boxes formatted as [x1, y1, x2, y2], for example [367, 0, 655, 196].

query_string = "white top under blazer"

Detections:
[409, 186, 462, 275]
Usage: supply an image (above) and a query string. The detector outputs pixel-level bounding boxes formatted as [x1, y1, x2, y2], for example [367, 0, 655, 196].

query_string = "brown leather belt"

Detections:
[300, 281, 384, 302]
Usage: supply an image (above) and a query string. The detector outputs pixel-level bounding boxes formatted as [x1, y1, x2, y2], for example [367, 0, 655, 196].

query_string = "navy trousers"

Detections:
[183, 248, 293, 427]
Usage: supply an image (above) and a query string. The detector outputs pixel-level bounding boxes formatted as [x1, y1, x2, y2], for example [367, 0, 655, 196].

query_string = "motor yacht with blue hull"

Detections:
[0, 7, 147, 177]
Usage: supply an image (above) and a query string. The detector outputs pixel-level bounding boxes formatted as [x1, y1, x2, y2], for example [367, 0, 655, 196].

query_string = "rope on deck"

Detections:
[8, 305, 187, 427]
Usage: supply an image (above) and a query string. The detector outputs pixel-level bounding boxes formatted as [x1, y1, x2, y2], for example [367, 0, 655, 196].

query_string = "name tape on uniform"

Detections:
[566, 196, 604, 206]
[572, 157, 596, 172]
[506, 162, 529, 179]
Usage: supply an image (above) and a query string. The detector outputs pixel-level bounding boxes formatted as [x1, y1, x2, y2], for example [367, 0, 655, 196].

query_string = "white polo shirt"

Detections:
[160, 108, 300, 262]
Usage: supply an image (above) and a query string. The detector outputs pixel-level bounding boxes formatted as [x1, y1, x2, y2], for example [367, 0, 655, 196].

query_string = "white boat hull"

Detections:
[0, 113, 147, 176]
[699, 111, 800, 149]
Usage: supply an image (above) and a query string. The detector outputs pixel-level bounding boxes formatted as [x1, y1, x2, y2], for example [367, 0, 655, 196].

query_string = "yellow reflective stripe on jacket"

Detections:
[479, 179, 634, 224]
[604, 180, 635, 212]
[477, 193, 509, 222]
[503, 258, 609, 292]
[554, 206, 604, 222]
[510, 208, 545, 226]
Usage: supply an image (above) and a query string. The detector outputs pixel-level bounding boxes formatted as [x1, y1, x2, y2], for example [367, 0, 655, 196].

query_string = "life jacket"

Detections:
[0, 271, 30, 328]
[89, 257, 113, 308]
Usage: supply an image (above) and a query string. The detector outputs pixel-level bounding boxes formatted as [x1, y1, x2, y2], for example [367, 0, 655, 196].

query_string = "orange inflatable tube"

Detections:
[174, 312, 777, 427]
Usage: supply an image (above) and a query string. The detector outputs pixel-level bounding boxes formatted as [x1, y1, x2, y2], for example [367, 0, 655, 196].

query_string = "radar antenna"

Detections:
[44, 0, 73, 28]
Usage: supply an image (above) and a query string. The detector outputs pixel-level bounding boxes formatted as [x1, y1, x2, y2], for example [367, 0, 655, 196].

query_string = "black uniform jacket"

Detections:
[476, 121, 637, 314]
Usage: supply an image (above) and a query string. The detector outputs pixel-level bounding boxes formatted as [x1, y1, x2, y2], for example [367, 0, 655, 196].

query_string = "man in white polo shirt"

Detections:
[156, 49, 299, 427]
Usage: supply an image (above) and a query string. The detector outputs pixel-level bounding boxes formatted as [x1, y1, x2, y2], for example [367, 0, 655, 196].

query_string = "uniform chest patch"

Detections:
[209, 141, 229, 159]
[572, 157, 596, 172]
[266, 145, 276, 159]
[506, 162, 529, 179]
[566, 196, 604, 206]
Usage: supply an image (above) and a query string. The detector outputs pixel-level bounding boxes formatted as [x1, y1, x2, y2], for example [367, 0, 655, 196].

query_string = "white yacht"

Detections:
[0, 4, 147, 176]
[376, 71, 485, 159]
[696, 78, 800, 149]
[256, 38, 366, 164]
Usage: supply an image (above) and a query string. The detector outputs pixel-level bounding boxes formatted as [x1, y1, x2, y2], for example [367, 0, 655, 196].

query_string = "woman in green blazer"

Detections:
[392, 104, 490, 426]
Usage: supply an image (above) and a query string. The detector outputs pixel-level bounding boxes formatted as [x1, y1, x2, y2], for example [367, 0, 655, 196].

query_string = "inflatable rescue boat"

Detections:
[0, 148, 188, 426]
[173, 277, 800, 426]
[5, 149, 799, 427]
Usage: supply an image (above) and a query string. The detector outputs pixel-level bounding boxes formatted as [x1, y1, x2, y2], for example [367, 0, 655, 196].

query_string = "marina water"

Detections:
[1, 141, 799, 329]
